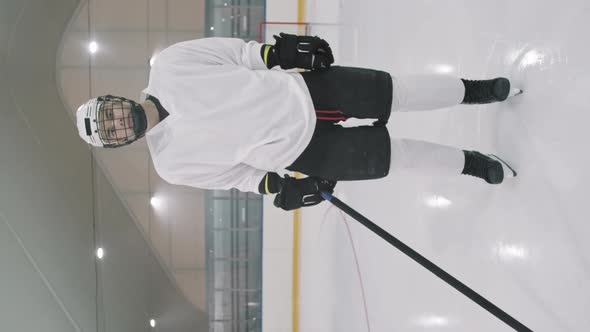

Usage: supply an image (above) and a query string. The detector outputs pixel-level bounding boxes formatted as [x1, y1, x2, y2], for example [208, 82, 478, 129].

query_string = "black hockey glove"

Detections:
[273, 175, 337, 211]
[273, 33, 334, 71]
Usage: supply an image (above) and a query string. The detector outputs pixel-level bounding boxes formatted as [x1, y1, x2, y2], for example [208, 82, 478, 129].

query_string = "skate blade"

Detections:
[490, 154, 517, 178]
[508, 88, 523, 98]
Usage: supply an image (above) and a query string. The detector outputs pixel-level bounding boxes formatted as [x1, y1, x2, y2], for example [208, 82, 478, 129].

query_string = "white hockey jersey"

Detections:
[142, 38, 316, 193]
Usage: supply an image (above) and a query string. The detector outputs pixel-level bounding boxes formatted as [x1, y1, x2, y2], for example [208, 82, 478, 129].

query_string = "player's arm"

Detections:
[260, 44, 279, 69]
[158, 36, 333, 71]
[257, 172, 284, 194]
[158, 38, 270, 70]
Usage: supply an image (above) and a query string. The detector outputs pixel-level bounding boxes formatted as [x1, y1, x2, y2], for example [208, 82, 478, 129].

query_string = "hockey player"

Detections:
[76, 34, 520, 211]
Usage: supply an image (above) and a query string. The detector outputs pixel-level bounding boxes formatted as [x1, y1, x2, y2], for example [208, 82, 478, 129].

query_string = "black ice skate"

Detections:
[461, 151, 517, 184]
[461, 77, 523, 104]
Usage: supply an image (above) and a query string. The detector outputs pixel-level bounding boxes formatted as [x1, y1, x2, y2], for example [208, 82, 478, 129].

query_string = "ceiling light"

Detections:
[495, 242, 529, 261]
[432, 64, 454, 74]
[413, 314, 451, 327]
[150, 196, 162, 209]
[517, 49, 548, 70]
[96, 247, 104, 259]
[426, 195, 452, 208]
[88, 41, 98, 54]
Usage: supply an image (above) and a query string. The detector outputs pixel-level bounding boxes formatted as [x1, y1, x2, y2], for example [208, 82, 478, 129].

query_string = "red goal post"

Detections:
[258, 21, 340, 42]
[258, 22, 313, 43]
[258, 21, 343, 64]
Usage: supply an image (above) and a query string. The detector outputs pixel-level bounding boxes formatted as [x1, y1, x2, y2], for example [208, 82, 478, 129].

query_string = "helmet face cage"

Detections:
[78, 95, 148, 148]
[96, 95, 142, 147]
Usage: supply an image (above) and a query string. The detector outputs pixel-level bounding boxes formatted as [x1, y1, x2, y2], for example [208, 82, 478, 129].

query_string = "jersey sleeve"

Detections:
[166, 163, 268, 193]
[158, 37, 268, 70]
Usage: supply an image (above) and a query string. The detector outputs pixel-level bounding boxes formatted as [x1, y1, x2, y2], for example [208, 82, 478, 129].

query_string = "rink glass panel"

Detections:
[206, 190, 263, 332]
[204, 0, 266, 330]
[205, 0, 265, 41]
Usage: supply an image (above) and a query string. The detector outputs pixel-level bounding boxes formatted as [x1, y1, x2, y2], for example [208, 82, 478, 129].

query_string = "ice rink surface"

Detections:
[297, 1, 590, 331]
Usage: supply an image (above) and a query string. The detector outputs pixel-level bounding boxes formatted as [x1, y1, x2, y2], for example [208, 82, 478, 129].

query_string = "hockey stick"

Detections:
[320, 192, 533, 332]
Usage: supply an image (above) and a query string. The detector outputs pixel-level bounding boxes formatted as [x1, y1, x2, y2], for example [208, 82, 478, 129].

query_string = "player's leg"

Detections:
[300, 66, 394, 125]
[390, 138, 516, 184]
[300, 67, 522, 127]
[286, 125, 515, 184]
[393, 75, 522, 111]
[287, 125, 391, 181]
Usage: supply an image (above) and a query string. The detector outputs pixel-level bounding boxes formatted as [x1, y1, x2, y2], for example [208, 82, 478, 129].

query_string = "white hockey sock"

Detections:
[389, 139, 465, 176]
[392, 75, 465, 111]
